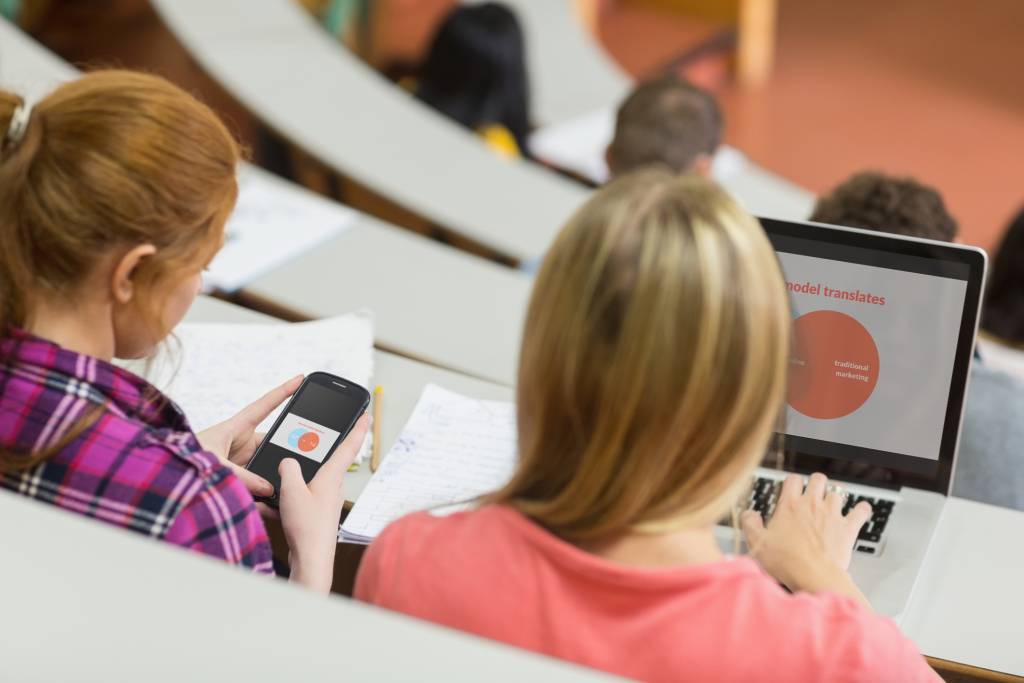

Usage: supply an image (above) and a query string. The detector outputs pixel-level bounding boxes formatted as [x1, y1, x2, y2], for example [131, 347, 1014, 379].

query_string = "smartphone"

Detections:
[246, 371, 370, 506]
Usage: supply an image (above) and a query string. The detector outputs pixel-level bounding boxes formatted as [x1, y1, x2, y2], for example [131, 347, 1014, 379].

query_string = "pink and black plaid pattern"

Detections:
[0, 330, 273, 573]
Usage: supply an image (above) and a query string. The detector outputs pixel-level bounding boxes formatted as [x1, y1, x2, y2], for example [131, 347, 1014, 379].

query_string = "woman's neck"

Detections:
[25, 297, 115, 361]
[579, 525, 726, 569]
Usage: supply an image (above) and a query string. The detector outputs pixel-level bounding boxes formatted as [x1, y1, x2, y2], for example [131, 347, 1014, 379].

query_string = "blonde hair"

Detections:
[0, 70, 241, 472]
[488, 169, 790, 541]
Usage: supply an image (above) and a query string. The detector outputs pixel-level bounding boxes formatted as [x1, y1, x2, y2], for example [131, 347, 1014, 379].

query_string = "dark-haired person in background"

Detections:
[523, 76, 722, 272]
[415, 2, 530, 159]
[606, 76, 722, 179]
[811, 172, 958, 242]
[811, 172, 1024, 512]
[978, 206, 1024, 379]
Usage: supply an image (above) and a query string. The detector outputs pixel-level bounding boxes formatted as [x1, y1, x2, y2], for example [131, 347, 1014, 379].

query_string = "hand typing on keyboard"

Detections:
[744, 475, 892, 549]
[741, 473, 873, 607]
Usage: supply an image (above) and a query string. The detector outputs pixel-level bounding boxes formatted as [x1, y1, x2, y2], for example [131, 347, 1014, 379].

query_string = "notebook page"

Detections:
[340, 384, 516, 543]
[134, 313, 374, 459]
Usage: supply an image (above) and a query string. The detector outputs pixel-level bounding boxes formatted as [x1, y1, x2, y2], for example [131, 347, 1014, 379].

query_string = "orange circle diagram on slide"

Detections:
[297, 431, 320, 453]
[788, 310, 880, 420]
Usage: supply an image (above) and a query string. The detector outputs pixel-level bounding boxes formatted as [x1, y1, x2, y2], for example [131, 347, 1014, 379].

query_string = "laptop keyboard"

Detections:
[745, 476, 895, 553]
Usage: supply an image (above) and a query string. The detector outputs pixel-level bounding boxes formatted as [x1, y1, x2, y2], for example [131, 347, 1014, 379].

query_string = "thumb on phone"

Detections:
[278, 458, 307, 501]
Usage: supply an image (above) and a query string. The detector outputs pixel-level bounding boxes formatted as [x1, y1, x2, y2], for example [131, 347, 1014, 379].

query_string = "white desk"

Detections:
[151, 0, 589, 264]
[497, 0, 631, 125]
[185, 296, 513, 503]
[240, 190, 530, 386]
[0, 19, 530, 387]
[903, 498, 1024, 677]
[0, 488, 613, 681]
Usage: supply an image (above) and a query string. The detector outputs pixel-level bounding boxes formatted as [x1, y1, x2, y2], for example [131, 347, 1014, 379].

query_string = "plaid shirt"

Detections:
[0, 330, 273, 573]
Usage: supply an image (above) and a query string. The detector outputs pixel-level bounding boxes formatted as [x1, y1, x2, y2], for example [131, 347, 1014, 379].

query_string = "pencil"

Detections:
[370, 385, 383, 472]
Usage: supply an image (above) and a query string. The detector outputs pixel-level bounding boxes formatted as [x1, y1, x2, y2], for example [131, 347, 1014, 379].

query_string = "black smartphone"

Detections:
[246, 371, 370, 506]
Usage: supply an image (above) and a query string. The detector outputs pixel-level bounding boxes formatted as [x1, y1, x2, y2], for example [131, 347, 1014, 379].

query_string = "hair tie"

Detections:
[3, 102, 34, 150]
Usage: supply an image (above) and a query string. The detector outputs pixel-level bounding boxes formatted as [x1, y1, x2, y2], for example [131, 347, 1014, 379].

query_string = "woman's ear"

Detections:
[110, 244, 157, 304]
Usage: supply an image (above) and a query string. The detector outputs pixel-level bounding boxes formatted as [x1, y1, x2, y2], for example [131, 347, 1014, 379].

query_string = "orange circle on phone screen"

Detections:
[297, 431, 320, 452]
[788, 310, 880, 419]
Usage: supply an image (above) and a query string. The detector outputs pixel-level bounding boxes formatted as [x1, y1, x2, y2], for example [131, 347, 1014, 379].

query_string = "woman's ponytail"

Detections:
[0, 90, 44, 336]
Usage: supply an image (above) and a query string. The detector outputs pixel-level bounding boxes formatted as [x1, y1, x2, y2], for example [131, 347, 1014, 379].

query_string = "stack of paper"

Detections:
[340, 384, 517, 544]
[138, 312, 375, 461]
[204, 167, 358, 292]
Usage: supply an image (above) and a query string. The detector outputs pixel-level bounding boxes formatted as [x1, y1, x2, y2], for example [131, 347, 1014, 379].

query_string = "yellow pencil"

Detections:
[370, 385, 383, 472]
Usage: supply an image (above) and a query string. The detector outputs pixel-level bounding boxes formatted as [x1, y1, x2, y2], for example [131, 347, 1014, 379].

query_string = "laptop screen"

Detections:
[760, 218, 986, 494]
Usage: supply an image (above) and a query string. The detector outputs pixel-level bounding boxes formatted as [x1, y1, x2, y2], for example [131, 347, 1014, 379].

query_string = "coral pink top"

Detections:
[356, 505, 938, 682]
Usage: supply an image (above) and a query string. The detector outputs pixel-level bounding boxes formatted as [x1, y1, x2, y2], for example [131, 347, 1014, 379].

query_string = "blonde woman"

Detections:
[355, 170, 937, 682]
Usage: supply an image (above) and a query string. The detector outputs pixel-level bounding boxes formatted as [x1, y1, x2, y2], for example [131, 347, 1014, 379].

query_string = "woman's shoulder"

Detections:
[357, 506, 523, 595]
[374, 504, 517, 551]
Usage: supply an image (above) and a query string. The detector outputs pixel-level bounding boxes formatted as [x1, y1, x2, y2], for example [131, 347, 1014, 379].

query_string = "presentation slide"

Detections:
[778, 251, 968, 462]
[269, 413, 340, 464]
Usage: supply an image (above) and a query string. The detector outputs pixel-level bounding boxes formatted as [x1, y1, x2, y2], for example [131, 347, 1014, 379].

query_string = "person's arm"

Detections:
[741, 472, 872, 606]
[277, 414, 370, 593]
[163, 466, 275, 574]
[195, 375, 369, 592]
[744, 472, 941, 681]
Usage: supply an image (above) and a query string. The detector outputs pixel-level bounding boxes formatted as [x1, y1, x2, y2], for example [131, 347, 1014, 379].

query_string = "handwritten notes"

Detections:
[205, 167, 357, 292]
[340, 384, 517, 544]
[135, 313, 374, 460]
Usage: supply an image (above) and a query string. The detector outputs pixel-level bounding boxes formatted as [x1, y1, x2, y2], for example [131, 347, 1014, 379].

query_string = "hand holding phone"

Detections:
[246, 372, 371, 505]
[280, 412, 370, 592]
[196, 375, 306, 501]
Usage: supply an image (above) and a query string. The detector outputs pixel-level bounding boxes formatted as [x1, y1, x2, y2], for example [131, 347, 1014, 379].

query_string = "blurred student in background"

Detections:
[415, 2, 530, 159]
[0, 71, 366, 590]
[979, 206, 1024, 378]
[811, 172, 957, 242]
[357, 170, 937, 682]
[606, 75, 722, 179]
[811, 172, 1024, 511]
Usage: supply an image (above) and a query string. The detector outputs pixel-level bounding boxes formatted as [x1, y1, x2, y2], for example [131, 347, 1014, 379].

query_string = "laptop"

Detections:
[717, 217, 986, 622]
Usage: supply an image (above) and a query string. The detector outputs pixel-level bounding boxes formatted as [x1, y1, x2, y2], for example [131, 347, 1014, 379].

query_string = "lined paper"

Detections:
[132, 313, 374, 461]
[340, 384, 517, 543]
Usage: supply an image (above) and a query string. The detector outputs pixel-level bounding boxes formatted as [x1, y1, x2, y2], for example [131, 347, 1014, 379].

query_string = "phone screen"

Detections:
[247, 377, 367, 501]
